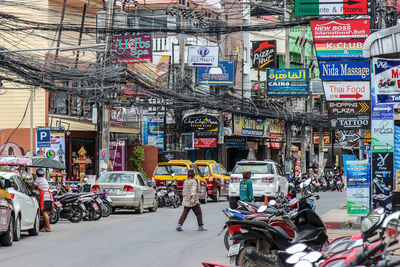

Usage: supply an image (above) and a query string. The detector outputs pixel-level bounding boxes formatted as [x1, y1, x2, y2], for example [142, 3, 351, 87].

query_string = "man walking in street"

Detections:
[31, 168, 52, 232]
[240, 169, 254, 202]
[176, 168, 207, 232]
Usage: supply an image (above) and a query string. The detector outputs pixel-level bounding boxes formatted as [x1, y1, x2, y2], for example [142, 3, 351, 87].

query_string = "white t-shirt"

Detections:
[34, 177, 50, 191]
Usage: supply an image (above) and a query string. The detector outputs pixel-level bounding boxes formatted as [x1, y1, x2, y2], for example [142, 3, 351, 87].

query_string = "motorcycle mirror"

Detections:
[171, 173, 175, 177]
[269, 200, 277, 206]
[301, 251, 323, 263]
[361, 207, 385, 234]
[300, 182, 304, 189]
[384, 218, 400, 240]
[304, 178, 312, 187]
[257, 205, 268, 213]
[286, 252, 307, 264]
[286, 243, 308, 254]
[294, 260, 314, 267]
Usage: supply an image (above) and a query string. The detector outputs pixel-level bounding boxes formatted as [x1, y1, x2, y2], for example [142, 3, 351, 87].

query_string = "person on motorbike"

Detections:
[240, 169, 254, 203]
[30, 168, 52, 232]
[176, 168, 207, 232]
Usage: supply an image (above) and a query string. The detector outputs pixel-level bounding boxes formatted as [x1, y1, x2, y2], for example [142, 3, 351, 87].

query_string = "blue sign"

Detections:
[373, 58, 400, 104]
[197, 61, 235, 86]
[319, 60, 370, 81]
[36, 127, 50, 148]
[266, 69, 309, 96]
[224, 136, 246, 148]
[345, 160, 370, 215]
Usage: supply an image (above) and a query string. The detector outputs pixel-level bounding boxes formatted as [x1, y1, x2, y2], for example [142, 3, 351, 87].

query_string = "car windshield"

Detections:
[232, 163, 274, 174]
[154, 165, 188, 175]
[197, 165, 209, 176]
[97, 173, 134, 183]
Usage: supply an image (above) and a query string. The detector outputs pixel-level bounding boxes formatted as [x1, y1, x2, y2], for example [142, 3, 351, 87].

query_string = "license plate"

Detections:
[92, 203, 99, 210]
[228, 243, 241, 257]
[55, 201, 62, 207]
[106, 188, 117, 194]
[168, 192, 175, 197]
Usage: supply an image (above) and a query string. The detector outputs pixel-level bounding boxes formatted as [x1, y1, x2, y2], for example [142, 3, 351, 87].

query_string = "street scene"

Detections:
[1, 0, 400, 266]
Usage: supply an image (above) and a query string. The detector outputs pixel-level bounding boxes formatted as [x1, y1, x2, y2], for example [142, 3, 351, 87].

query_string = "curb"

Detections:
[324, 222, 361, 229]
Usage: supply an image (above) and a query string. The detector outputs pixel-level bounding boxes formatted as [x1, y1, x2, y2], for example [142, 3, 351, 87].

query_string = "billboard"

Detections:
[267, 69, 309, 96]
[36, 127, 66, 165]
[311, 19, 370, 40]
[295, 0, 367, 16]
[111, 34, 152, 63]
[142, 116, 164, 152]
[315, 40, 365, 60]
[109, 140, 126, 171]
[373, 58, 400, 104]
[197, 61, 235, 86]
[233, 115, 264, 137]
[251, 40, 277, 69]
[187, 46, 219, 67]
[319, 60, 370, 81]
[345, 160, 370, 216]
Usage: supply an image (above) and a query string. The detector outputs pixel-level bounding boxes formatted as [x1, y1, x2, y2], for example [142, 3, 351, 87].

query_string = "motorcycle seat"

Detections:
[292, 226, 325, 244]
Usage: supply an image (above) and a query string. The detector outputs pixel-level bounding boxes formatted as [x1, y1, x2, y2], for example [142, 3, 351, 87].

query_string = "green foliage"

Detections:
[0, 166, 10, 172]
[129, 146, 146, 178]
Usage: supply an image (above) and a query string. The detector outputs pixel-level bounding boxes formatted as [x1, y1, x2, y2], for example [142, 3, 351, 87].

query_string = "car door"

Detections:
[137, 174, 151, 206]
[14, 176, 36, 227]
[219, 165, 230, 196]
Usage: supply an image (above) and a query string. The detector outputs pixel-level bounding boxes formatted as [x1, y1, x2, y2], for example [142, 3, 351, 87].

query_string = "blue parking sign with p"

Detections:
[37, 128, 50, 147]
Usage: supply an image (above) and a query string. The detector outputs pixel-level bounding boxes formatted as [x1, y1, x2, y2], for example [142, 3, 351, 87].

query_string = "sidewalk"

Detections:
[321, 204, 362, 229]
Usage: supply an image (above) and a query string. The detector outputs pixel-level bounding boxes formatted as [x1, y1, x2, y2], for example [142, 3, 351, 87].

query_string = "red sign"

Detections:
[311, 19, 370, 40]
[194, 138, 217, 148]
[110, 107, 123, 125]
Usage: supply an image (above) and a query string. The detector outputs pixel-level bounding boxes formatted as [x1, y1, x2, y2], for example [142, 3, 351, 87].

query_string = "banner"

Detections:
[142, 116, 164, 152]
[315, 40, 365, 60]
[109, 140, 126, 171]
[111, 35, 152, 63]
[295, 0, 367, 16]
[373, 58, 400, 104]
[311, 19, 370, 40]
[197, 61, 235, 86]
[267, 69, 309, 96]
[110, 107, 123, 125]
[188, 46, 219, 67]
[36, 127, 66, 165]
[345, 160, 370, 216]
[194, 137, 217, 148]
[395, 126, 400, 191]
[233, 115, 264, 137]
[319, 60, 370, 81]
[251, 40, 277, 69]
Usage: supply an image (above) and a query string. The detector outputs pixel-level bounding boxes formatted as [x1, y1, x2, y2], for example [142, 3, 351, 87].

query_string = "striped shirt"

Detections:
[34, 177, 50, 191]
[182, 178, 199, 207]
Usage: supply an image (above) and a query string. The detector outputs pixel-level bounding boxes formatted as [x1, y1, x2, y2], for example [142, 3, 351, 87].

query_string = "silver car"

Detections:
[93, 172, 158, 214]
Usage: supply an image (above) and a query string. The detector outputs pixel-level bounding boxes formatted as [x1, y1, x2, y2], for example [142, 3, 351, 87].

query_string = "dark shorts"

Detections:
[42, 201, 52, 212]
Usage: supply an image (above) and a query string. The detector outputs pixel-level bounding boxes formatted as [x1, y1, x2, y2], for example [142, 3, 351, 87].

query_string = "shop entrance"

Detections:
[227, 148, 249, 172]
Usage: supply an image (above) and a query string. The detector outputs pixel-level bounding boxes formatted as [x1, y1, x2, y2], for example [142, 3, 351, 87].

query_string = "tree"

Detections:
[129, 146, 146, 178]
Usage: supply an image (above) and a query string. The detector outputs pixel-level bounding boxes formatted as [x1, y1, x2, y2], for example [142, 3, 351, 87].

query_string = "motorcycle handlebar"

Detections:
[245, 248, 276, 266]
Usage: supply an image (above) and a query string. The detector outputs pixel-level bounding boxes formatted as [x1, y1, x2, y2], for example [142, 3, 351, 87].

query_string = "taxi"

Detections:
[152, 160, 208, 203]
[194, 160, 230, 202]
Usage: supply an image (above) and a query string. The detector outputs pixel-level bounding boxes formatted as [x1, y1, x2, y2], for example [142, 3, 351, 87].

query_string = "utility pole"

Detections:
[30, 87, 34, 156]
[300, 26, 306, 175]
[284, 0, 292, 176]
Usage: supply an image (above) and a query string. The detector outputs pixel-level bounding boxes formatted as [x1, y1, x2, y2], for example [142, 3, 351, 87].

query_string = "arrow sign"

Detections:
[339, 93, 363, 99]
[349, 178, 367, 182]
[373, 144, 393, 152]
[349, 206, 368, 211]
[373, 106, 392, 112]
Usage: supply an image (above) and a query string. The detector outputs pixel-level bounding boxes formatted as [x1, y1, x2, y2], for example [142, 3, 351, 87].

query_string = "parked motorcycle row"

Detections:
[290, 170, 344, 194]
[203, 179, 400, 267]
[155, 179, 181, 208]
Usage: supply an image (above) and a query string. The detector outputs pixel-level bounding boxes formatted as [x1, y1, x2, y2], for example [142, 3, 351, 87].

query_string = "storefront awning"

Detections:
[363, 24, 400, 58]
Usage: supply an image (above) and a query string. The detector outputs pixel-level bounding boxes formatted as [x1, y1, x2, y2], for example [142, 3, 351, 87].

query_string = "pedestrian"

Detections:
[31, 168, 52, 232]
[240, 169, 254, 202]
[176, 168, 207, 232]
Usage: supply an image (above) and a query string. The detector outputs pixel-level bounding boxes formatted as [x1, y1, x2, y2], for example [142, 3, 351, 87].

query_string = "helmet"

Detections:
[187, 168, 196, 177]
[36, 168, 45, 177]
[243, 169, 252, 178]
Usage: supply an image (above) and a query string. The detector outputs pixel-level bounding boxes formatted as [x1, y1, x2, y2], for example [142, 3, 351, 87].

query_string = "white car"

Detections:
[0, 172, 40, 240]
[228, 160, 289, 208]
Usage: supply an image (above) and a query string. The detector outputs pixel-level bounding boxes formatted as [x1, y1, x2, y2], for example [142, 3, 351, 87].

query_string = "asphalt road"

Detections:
[0, 191, 346, 267]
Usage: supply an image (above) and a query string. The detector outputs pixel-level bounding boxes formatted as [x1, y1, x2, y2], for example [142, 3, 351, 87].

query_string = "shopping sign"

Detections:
[188, 46, 219, 67]
[373, 58, 400, 104]
[327, 101, 370, 115]
[267, 69, 309, 96]
[314, 40, 365, 60]
[319, 60, 370, 81]
[345, 160, 370, 216]
[323, 81, 370, 101]
[311, 19, 370, 40]
[251, 40, 277, 69]
[295, 0, 367, 16]
[111, 35, 152, 63]
[197, 61, 235, 86]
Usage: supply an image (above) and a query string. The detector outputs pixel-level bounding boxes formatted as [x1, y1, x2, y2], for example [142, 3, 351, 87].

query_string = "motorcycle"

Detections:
[156, 179, 180, 208]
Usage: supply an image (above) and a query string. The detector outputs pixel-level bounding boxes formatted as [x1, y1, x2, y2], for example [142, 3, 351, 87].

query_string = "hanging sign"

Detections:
[110, 107, 123, 125]
[295, 0, 367, 16]
[188, 46, 219, 67]
[327, 101, 370, 114]
[311, 19, 370, 40]
[233, 115, 264, 137]
[182, 114, 219, 132]
[323, 81, 370, 101]
[373, 58, 400, 104]
[319, 60, 370, 81]
[330, 115, 370, 130]
[197, 61, 235, 86]
[345, 160, 370, 216]
[267, 68, 309, 96]
[314, 40, 365, 60]
[111, 34, 152, 63]
[251, 40, 277, 69]
[224, 136, 246, 148]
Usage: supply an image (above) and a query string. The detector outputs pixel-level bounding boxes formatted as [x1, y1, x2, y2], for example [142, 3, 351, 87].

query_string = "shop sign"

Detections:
[109, 140, 126, 171]
[266, 69, 309, 96]
[233, 115, 264, 137]
[327, 101, 370, 115]
[373, 58, 400, 104]
[311, 19, 370, 40]
[344, 160, 370, 216]
[142, 116, 164, 152]
[194, 137, 217, 148]
[319, 60, 370, 81]
[313, 132, 331, 145]
[187, 46, 219, 67]
[182, 114, 219, 132]
[315, 40, 365, 60]
[264, 119, 284, 138]
[394, 126, 400, 191]
[197, 61, 235, 86]
[111, 34, 152, 63]
[251, 40, 277, 69]
[110, 107, 123, 125]
[35, 127, 66, 165]
[330, 115, 370, 130]
[295, 0, 367, 16]
[224, 136, 246, 148]
[323, 81, 370, 101]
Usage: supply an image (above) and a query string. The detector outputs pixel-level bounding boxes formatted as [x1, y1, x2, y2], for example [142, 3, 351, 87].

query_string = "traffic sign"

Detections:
[327, 101, 370, 115]
[323, 81, 370, 101]
[295, 0, 367, 16]
[36, 127, 50, 148]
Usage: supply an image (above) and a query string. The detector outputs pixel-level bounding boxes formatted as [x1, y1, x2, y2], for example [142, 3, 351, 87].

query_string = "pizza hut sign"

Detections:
[194, 138, 217, 148]
[183, 114, 219, 132]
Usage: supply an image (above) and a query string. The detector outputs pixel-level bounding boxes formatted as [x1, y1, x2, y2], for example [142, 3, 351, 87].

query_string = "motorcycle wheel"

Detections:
[158, 197, 165, 208]
[101, 203, 112, 217]
[171, 197, 177, 208]
[83, 204, 94, 221]
[50, 209, 60, 224]
[235, 246, 273, 267]
[224, 230, 233, 250]
[93, 206, 102, 221]
[68, 205, 83, 223]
